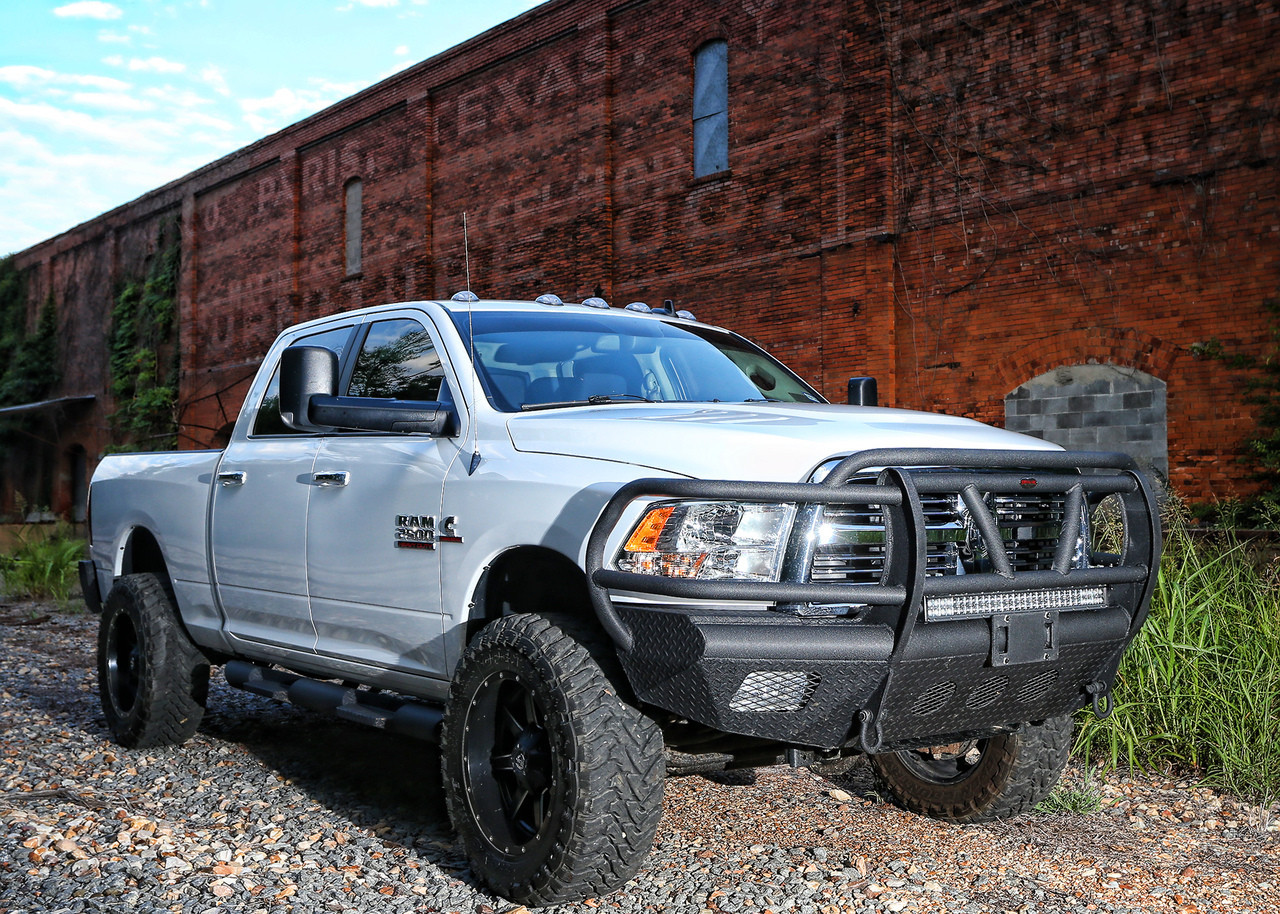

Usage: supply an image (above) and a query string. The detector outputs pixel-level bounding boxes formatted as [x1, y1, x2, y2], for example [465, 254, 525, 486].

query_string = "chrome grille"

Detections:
[808, 474, 1068, 585]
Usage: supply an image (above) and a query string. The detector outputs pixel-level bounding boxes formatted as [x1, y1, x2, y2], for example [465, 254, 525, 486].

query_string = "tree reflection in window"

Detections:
[348, 319, 444, 400]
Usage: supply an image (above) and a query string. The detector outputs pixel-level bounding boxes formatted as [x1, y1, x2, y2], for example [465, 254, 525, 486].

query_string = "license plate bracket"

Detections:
[991, 610, 1058, 666]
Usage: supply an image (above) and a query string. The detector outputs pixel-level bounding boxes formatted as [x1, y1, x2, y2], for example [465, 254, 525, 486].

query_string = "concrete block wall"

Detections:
[1005, 364, 1169, 480]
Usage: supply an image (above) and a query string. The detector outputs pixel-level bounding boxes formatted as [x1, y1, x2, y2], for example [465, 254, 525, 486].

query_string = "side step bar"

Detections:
[223, 660, 444, 743]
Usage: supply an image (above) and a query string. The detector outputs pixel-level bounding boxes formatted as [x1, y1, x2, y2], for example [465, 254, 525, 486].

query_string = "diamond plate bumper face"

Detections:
[586, 448, 1161, 752]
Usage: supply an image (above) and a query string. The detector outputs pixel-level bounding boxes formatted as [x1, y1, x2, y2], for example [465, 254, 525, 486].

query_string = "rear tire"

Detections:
[441, 613, 664, 904]
[870, 715, 1073, 823]
[98, 573, 209, 748]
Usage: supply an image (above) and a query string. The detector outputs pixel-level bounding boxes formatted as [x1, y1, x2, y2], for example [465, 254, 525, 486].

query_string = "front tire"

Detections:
[98, 573, 209, 748]
[870, 715, 1073, 823]
[441, 614, 664, 905]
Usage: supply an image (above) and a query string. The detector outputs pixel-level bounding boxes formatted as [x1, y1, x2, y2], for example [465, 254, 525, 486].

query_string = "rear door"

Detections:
[210, 323, 355, 652]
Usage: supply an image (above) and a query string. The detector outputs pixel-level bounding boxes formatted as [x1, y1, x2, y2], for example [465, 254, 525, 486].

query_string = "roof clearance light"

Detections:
[624, 302, 650, 313]
[581, 297, 610, 309]
[925, 586, 1108, 621]
[676, 310, 696, 320]
[535, 293, 564, 306]
[451, 290, 479, 302]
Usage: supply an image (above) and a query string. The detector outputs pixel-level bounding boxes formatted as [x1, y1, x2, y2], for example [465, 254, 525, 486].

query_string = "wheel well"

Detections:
[121, 528, 172, 591]
[470, 546, 597, 642]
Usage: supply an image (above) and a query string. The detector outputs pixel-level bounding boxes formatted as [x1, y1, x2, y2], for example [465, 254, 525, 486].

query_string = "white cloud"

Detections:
[239, 78, 366, 132]
[143, 85, 210, 106]
[394, 45, 409, 55]
[68, 91, 154, 112]
[53, 1, 123, 19]
[200, 64, 230, 97]
[0, 65, 130, 92]
[97, 30, 131, 44]
[0, 97, 169, 150]
[337, 0, 399, 9]
[126, 56, 186, 74]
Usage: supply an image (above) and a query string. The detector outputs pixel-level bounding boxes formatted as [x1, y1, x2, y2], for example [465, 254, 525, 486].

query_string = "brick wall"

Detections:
[6, 0, 1278, 516]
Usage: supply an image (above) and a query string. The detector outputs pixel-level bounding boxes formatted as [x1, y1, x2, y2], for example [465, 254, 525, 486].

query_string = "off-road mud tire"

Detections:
[870, 714, 1073, 823]
[441, 613, 665, 905]
[98, 573, 209, 748]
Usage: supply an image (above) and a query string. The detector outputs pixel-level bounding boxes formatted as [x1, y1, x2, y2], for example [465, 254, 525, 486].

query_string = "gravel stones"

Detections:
[2, 609, 1278, 914]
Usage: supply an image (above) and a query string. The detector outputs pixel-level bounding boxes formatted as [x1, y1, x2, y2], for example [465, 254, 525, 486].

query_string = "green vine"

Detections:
[108, 225, 179, 451]
[0, 257, 60, 410]
[1244, 296, 1280, 503]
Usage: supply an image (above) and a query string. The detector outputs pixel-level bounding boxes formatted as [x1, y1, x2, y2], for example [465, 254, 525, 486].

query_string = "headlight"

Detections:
[614, 501, 796, 581]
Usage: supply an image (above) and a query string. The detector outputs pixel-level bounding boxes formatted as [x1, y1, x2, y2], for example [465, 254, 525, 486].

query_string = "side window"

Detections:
[252, 325, 354, 436]
[693, 40, 728, 178]
[347, 319, 444, 401]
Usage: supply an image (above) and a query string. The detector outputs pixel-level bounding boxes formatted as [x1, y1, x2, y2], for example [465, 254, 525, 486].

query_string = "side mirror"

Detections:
[847, 376, 878, 407]
[278, 344, 458, 436]
[280, 346, 338, 432]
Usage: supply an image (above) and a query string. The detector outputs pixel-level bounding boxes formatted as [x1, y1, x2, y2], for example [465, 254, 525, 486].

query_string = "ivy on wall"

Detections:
[108, 226, 179, 451]
[0, 258, 60, 410]
[1244, 297, 1280, 505]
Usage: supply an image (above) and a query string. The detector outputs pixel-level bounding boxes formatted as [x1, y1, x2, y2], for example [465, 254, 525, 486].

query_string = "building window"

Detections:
[344, 178, 362, 275]
[693, 40, 728, 178]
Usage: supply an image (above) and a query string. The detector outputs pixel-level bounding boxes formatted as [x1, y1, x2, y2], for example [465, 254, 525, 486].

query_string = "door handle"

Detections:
[217, 471, 246, 487]
[312, 471, 350, 487]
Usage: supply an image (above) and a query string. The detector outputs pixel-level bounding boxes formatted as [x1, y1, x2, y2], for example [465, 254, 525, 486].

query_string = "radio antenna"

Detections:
[463, 212, 472, 297]
[463, 212, 482, 475]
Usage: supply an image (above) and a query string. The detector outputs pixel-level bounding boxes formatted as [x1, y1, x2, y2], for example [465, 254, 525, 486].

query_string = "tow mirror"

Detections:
[847, 377, 878, 407]
[280, 346, 338, 432]
[279, 344, 457, 436]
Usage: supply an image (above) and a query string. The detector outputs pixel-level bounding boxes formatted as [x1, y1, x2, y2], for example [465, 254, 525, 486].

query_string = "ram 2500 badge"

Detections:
[81, 294, 1161, 905]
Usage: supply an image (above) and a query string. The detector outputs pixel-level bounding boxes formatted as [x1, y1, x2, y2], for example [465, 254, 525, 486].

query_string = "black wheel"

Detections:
[869, 714, 1073, 823]
[441, 614, 664, 905]
[98, 573, 209, 749]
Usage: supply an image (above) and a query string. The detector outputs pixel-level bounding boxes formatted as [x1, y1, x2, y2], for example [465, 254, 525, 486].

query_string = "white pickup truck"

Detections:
[82, 295, 1161, 905]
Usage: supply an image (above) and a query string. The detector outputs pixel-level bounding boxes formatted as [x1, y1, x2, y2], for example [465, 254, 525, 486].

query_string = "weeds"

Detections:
[1036, 768, 1104, 816]
[0, 527, 85, 602]
[1076, 500, 1280, 804]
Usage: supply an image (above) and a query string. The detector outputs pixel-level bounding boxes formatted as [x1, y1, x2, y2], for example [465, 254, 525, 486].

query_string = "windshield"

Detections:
[448, 310, 825, 412]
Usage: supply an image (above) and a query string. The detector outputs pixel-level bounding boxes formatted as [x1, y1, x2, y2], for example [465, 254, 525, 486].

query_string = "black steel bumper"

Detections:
[585, 448, 1161, 752]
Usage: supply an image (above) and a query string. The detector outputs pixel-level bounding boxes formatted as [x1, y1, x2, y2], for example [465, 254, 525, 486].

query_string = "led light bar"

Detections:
[925, 586, 1108, 621]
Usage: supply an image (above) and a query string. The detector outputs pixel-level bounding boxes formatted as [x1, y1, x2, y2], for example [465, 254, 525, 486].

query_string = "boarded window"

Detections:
[693, 40, 728, 178]
[1005, 364, 1168, 481]
[344, 179, 362, 275]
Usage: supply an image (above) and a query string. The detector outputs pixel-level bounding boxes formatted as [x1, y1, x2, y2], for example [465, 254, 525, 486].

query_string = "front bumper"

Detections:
[585, 448, 1161, 752]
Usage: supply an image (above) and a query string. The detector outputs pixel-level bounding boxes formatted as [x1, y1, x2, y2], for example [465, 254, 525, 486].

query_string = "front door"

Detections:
[305, 315, 463, 681]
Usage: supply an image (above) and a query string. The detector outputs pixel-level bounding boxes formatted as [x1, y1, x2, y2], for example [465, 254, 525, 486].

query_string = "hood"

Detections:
[505, 401, 1059, 481]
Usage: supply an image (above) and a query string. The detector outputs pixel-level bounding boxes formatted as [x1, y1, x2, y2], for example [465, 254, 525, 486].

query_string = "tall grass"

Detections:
[1076, 504, 1280, 802]
[0, 529, 86, 602]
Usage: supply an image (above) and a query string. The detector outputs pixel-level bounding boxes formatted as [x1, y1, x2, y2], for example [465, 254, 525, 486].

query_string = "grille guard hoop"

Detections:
[585, 448, 1162, 749]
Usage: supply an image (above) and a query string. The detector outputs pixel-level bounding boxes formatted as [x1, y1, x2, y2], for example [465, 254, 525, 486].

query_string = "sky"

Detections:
[0, 0, 544, 256]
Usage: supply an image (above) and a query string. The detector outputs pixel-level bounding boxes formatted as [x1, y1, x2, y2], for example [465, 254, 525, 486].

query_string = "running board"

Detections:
[223, 660, 443, 744]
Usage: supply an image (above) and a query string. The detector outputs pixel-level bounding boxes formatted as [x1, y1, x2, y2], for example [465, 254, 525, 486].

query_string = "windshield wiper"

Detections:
[520, 393, 655, 412]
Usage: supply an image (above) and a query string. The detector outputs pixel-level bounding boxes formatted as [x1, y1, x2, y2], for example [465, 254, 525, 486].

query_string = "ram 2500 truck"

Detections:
[82, 295, 1161, 905]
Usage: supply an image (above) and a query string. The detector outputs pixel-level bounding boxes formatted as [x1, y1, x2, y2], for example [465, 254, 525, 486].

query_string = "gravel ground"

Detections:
[1, 607, 1277, 914]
